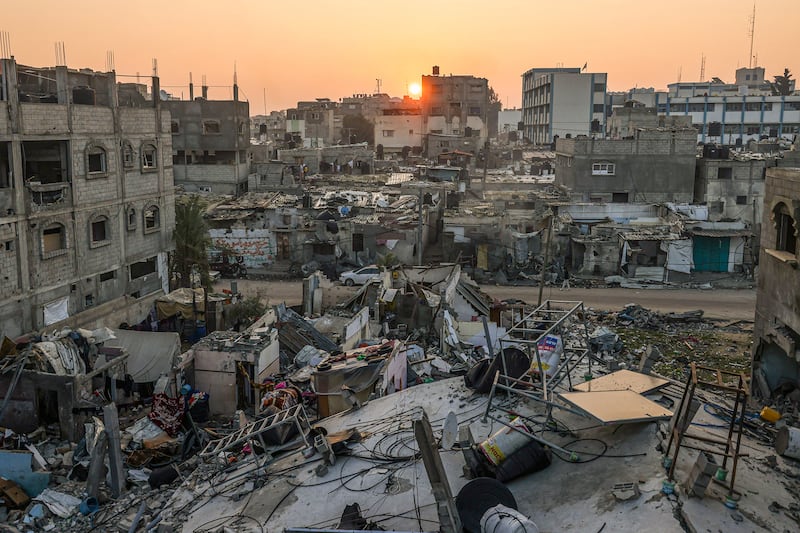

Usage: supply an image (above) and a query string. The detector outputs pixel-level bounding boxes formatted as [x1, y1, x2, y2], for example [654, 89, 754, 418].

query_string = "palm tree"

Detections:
[172, 195, 212, 288]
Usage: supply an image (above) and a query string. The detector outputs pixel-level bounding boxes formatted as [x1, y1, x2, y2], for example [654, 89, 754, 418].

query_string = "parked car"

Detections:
[339, 265, 381, 286]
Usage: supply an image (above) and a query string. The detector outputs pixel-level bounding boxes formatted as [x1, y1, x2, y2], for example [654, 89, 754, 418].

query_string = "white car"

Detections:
[339, 265, 381, 286]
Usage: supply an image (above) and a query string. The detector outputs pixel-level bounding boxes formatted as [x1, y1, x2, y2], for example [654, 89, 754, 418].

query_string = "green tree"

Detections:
[227, 292, 267, 330]
[342, 114, 374, 146]
[771, 68, 794, 96]
[172, 195, 212, 288]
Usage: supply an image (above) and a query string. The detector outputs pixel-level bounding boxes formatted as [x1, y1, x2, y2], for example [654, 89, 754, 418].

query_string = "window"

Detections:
[100, 270, 116, 282]
[717, 167, 732, 179]
[594, 83, 606, 92]
[86, 146, 107, 175]
[122, 141, 135, 168]
[439, 141, 450, 148]
[593, 104, 604, 113]
[171, 120, 180, 134]
[452, 129, 460, 135]
[353, 233, 364, 252]
[470, 84, 483, 93]
[430, 106, 443, 116]
[42, 223, 66, 256]
[745, 102, 761, 112]
[90, 216, 110, 245]
[431, 84, 443, 94]
[612, 192, 629, 203]
[84, 294, 94, 308]
[745, 75, 751, 81]
[141, 144, 157, 170]
[203, 121, 220, 134]
[468, 106, 482, 116]
[127, 207, 136, 231]
[746, 125, 760, 135]
[736, 195, 748, 205]
[382, 130, 395, 137]
[725, 103, 743, 112]
[130, 257, 157, 279]
[409, 129, 414, 135]
[775, 204, 797, 254]
[592, 162, 615, 175]
[310, 113, 320, 120]
[4, 240, 14, 251]
[430, 129, 443, 134]
[669, 102, 687, 113]
[688, 103, 709, 112]
[238, 121, 246, 134]
[144, 205, 160, 232]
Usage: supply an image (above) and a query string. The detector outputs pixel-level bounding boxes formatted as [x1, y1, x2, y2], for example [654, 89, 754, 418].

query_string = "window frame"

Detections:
[141, 144, 158, 172]
[89, 214, 111, 248]
[143, 204, 160, 234]
[85, 144, 108, 178]
[41, 222, 67, 258]
[591, 162, 616, 176]
[203, 120, 221, 134]
[122, 141, 135, 169]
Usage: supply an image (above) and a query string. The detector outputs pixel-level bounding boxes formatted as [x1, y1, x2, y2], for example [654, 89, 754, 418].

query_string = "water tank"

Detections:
[432, 65, 440, 76]
[72, 86, 96, 105]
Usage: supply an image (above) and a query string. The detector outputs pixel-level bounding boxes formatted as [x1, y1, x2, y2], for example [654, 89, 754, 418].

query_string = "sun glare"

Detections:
[408, 82, 422, 97]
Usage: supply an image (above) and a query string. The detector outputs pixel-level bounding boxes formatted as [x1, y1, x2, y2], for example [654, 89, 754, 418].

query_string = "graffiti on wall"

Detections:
[209, 228, 276, 268]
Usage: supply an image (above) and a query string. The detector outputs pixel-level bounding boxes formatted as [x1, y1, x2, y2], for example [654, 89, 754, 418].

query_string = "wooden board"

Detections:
[559, 390, 673, 425]
[572, 369, 669, 394]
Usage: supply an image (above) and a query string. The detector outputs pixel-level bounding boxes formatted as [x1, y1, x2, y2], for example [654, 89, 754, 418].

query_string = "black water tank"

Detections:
[72, 86, 96, 105]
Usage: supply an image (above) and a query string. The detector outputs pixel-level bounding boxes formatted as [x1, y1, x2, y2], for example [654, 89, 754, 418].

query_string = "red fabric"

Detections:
[148, 393, 184, 437]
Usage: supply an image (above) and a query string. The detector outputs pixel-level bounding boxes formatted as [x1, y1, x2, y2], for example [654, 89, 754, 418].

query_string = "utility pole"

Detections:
[537, 216, 553, 306]
[417, 187, 424, 265]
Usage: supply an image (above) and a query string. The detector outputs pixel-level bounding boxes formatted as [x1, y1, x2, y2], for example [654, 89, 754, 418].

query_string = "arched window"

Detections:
[122, 141, 135, 168]
[41, 222, 66, 257]
[89, 214, 110, 246]
[144, 205, 160, 233]
[774, 203, 797, 254]
[141, 144, 158, 171]
[86, 144, 108, 176]
[127, 206, 137, 231]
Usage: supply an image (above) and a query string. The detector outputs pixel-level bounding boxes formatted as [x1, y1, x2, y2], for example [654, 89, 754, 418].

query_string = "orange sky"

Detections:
[4, 0, 798, 112]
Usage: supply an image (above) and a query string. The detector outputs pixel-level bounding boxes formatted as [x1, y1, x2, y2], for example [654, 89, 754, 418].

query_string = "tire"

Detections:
[344, 278, 354, 286]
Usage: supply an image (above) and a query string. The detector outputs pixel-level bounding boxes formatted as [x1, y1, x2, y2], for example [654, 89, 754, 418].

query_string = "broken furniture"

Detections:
[571, 369, 669, 394]
[664, 363, 749, 503]
[558, 390, 673, 425]
[199, 404, 312, 468]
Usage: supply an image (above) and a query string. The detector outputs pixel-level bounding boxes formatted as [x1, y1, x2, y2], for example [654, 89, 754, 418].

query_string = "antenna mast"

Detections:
[699, 54, 706, 82]
[748, 3, 756, 68]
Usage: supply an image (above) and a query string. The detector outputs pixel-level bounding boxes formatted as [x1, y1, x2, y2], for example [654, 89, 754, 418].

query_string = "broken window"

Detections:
[130, 257, 157, 279]
[23, 140, 69, 184]
[90, 216, 109, 244]
[171, 120, 180, 134]
[203, 121, 220, 134]
[42, 223, 66, 255]
[775, 203, 797, 254]
[141, 144, 157, 170]
[717, 167, 732, 179]
[84, 294, 94, 308]
[122, 141, 135, 168]
[100, 270, 116, 282]
[86, 145, 107, 175]
[612, 192, 629, 203]
[144, 205, 160, 232]
[238, 121, 246, 134]
[127, 207, 136, 231]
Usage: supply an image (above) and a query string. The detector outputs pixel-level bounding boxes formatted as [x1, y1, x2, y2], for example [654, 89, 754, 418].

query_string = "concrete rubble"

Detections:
[0, 266, 798, 533]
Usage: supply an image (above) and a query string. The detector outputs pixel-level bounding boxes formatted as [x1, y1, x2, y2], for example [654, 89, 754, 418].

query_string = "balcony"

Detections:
[26, 181, 71, 211]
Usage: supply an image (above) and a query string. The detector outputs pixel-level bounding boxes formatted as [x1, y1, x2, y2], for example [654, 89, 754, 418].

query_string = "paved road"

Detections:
[216, 279, 757, 321]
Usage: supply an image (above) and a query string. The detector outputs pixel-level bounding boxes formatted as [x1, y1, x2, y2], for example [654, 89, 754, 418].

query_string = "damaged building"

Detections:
[165, 79, 252, 195]
[0, 58, 175, 338]
[752, 166, 800, 400]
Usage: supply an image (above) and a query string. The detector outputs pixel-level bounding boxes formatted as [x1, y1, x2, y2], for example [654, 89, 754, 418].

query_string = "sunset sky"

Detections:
[4, 0, 798, 113]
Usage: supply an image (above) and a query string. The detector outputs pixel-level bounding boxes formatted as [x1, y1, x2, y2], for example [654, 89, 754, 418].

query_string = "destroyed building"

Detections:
[0, 58, 175, 338]
[752, 166, 800, 400]
[165, 80, 251, 195]
[420, 68, 490, 150]
[555, 128, 697, 203]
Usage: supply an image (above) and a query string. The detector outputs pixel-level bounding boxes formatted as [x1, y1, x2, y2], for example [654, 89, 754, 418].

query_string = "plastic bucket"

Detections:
[479, 418, 530, 466]
[775, 426, 800, 460]
[760, 406, 781, 423]
[80, 497, 99, 515]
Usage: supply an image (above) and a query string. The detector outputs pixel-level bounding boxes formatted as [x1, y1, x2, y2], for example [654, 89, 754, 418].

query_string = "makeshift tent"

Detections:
[106, 329, 181, 383]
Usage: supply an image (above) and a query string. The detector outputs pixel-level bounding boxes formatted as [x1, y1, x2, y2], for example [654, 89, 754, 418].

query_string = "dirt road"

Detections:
[216, 279, 756, 321]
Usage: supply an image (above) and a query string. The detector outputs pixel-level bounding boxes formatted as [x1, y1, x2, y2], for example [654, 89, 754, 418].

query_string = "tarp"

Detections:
[155, 288, 227, 320]
[666, 239, 694, 274]
[106, 329, 181, 383]
[43, 297, 69, 326]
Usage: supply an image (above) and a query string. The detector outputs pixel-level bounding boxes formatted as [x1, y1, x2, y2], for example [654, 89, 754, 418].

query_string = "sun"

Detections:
[408, 82, 422, 97]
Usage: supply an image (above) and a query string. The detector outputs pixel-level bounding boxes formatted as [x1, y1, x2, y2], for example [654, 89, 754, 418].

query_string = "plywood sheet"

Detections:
[572, 369, 669, 394]
[559, 390, 673, 424]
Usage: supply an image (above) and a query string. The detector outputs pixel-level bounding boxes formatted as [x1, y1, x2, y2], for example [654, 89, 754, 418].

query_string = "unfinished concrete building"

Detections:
[421, 68, 489, 151]
[555, 128, 697, 203]
[752, 167, 800, 400]
[165, 83, 250, 195]
[0, 58, 175, 339]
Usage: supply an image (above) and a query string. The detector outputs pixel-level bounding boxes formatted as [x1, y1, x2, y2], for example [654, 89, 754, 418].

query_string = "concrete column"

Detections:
[55, 66, 69, 105]
[202, 85, 208, 99]
[189, 82, 194, 100]
[3, 59, 20, 133]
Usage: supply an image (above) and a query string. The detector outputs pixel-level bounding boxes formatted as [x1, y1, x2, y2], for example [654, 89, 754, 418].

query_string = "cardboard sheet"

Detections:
[559, 390, 673, 424]
[572, 369, 669, 394]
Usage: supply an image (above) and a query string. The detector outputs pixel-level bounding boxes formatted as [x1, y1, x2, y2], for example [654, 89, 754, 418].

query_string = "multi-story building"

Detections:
[521, 67, 608, 145]
[752, 166, 800, 400]
[165, 83, 251, 195]
[654, 67, 800, 145]
[287, 99, 338, 147]
[374, 98, 424, 156]
[554, 128, 697, 203]
[420, 68, 489, 153]
[0, 58, 175, 338]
